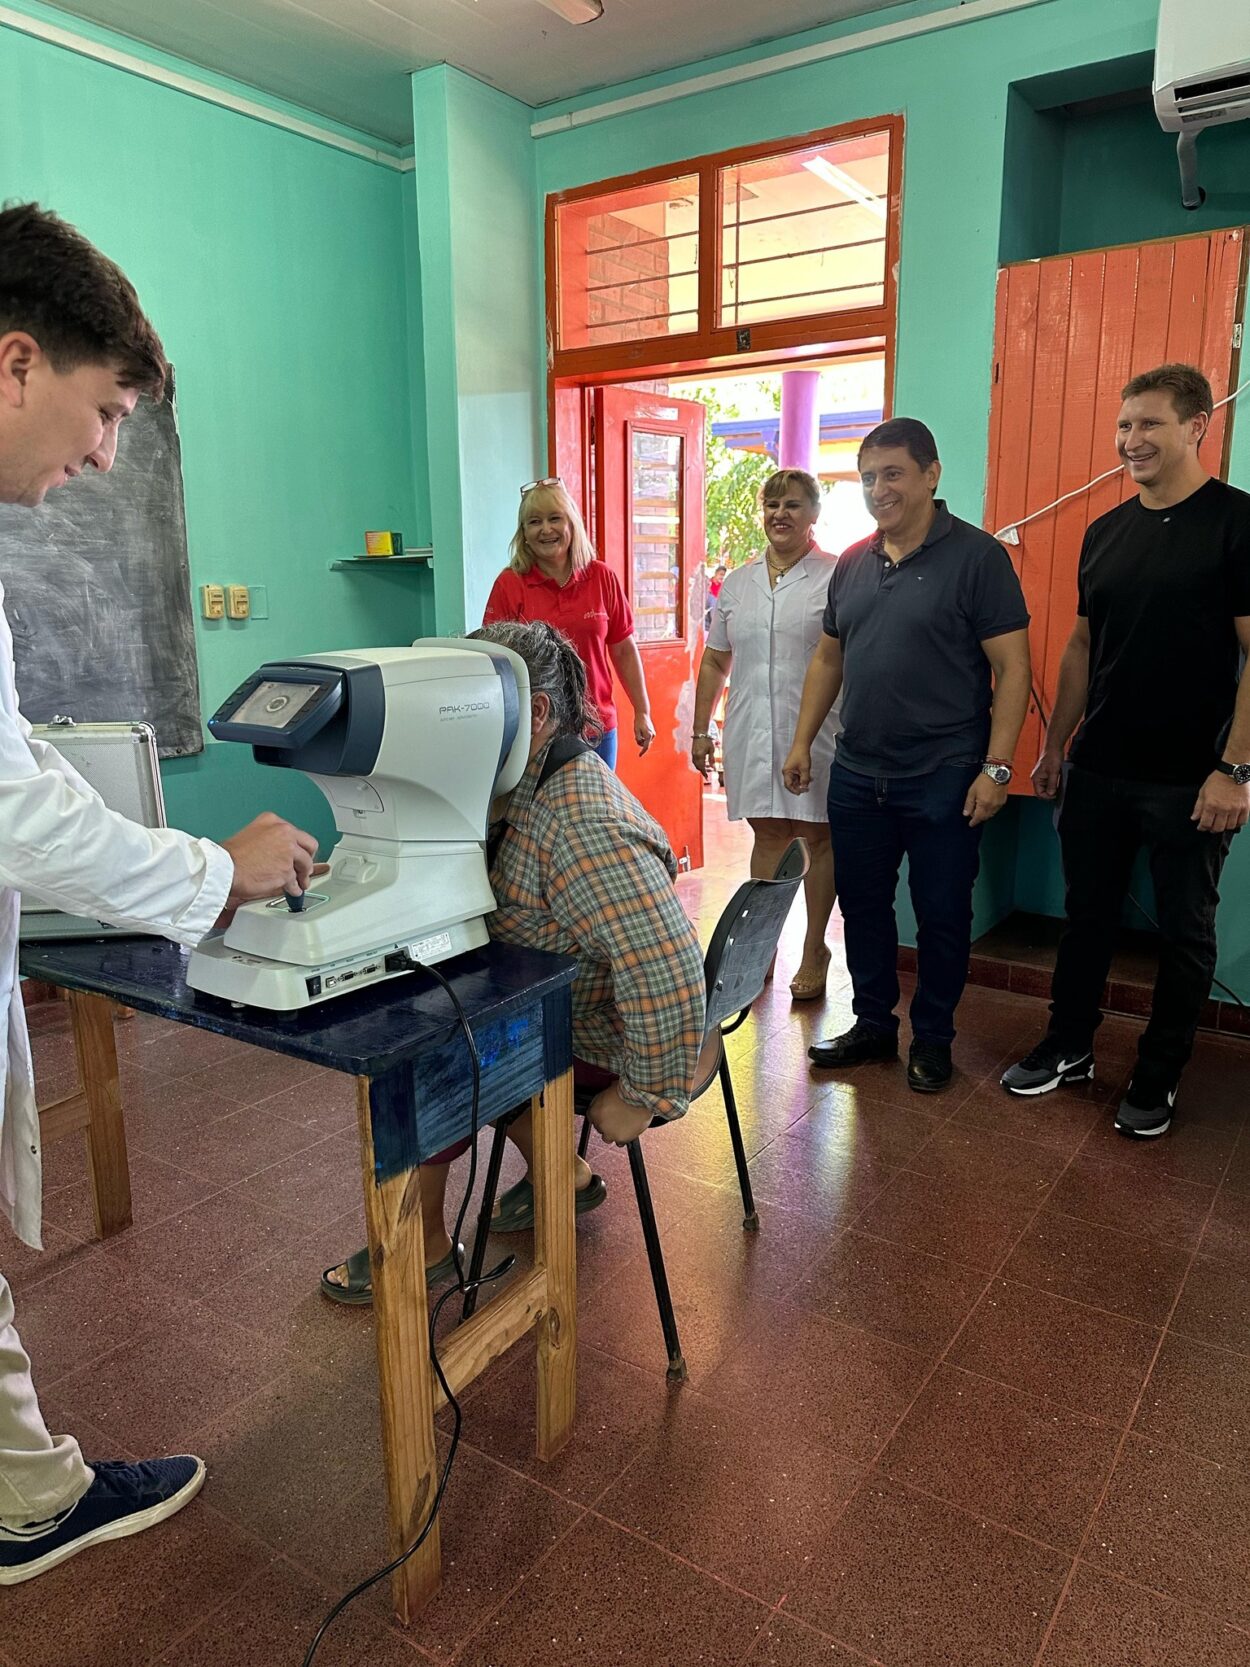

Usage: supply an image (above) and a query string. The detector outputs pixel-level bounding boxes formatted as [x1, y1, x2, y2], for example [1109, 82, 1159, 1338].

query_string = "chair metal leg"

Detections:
[461, 1119, 510, 1322]
[626, 1139, 686, 1383]
[577, 1113, 592, 1161]
[719, 1055, 758, 1231]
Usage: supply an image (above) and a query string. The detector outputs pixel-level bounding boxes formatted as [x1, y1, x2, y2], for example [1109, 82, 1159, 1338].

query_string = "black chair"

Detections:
[465, 839, 811, 1383]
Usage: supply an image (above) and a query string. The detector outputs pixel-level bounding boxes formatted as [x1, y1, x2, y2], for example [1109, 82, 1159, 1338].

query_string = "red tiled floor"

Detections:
[1133, 1331, 1250, 1470]
[878, 1364, 1122, 1550]
[151, 1555, 424, 1667]
[1044, 1152, 1218, 1251]
[1038, 1563, 1250, 1667]
[0, 1498, 265, 1667]
[1088, 1436, 1250, 1631]
[949, 1279, 1161, 1423]
[446, 1339, 674, 1507]
[596, 1392, 862, 1602]
[1201, 1185, 1250, 1275]
[782, 1476, 1071, 1667]
[696, 1298, 931, 1462]
[1170, 1255, 1250, 1353]
[8, 806, 1250, 1667]
[290, 1437, 584, 1657]
[454, 1512, 769, 1667]
[852, 1168, 1044, 1271]
[742, 1615, 868, 1666]
[791, 1228, 988, 1357]
[1001, 1210, 1194, 1329]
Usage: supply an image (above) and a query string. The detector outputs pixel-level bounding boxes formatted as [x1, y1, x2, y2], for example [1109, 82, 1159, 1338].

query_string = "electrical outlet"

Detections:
[248, 585, 269, 620]
[200, 584, 225, 620]
[226, 585, 250, 621]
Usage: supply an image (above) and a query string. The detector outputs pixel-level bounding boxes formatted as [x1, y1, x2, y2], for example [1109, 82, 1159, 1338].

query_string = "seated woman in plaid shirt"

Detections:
[322, 620, 706, 1302]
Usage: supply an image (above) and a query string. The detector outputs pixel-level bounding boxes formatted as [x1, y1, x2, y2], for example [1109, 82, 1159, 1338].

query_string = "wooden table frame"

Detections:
[26, 945, 577, 1627]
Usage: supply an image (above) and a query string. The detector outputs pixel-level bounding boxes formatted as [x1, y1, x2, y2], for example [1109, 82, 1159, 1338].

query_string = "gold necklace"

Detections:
[765, 549, 800, 580]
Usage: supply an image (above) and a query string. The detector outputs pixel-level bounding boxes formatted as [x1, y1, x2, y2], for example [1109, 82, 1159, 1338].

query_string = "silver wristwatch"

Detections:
[981, 761, 1013, 786]
[1216, 760, 1250, 787]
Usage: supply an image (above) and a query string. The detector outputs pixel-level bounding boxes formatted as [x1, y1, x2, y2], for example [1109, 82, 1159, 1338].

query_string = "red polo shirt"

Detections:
[483, 561, 634, 730]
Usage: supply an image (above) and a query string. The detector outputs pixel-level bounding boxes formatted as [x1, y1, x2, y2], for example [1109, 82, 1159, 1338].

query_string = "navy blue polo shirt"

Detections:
[822, 501, 1029, 778]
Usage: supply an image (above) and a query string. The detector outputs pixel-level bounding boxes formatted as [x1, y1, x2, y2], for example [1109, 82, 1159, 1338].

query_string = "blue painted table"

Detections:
[20, 936, 579, 1625]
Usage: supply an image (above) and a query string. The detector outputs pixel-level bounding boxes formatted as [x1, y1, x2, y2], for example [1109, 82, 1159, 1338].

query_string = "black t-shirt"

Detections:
[822, 502, 1030, 777]
[1071, 478, 1250, 785]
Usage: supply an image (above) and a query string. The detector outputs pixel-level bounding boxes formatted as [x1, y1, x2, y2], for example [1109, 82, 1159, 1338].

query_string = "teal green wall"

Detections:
[1059, 106, 1250, 256]
[412, 67, 542, 634]
[2, 8, 433, 856]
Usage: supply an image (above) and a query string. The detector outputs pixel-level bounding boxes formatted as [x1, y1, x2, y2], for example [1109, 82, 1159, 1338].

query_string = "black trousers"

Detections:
[1048, 765, 1234, 1077]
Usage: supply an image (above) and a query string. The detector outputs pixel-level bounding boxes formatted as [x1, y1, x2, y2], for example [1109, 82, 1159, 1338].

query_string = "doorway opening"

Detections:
[557, 350, 887, 871]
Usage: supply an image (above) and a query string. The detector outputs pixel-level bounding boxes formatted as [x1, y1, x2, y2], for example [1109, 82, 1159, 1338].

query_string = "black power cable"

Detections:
[301, 957, 516, 1667]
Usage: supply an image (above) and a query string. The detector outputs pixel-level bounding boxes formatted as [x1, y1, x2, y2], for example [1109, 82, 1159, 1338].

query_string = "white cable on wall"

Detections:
[995, 375, 1250, 543]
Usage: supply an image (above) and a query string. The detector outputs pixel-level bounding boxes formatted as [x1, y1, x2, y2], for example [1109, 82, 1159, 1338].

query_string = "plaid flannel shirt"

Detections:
[487, 742, 706, 1122]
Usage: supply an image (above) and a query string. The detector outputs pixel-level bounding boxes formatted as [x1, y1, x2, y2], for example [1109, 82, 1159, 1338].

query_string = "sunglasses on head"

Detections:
[520, 476, 564, 497]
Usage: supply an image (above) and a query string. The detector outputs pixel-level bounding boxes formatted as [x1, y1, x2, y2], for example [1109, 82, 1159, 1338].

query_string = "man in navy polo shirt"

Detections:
[783, 418, 1031, 1091]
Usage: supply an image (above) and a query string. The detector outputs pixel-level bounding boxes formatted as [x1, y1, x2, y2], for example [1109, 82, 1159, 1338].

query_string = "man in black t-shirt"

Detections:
[1003, 363, 1250, 1137]
[783, 418, 1031, 1092]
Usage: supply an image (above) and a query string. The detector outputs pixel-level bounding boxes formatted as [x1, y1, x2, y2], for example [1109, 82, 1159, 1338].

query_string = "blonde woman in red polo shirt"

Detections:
[483, 480, 654, 768]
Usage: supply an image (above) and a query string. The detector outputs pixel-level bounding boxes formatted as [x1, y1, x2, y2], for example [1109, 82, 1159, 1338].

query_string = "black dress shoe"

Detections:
[808, 1020, 899, 1069]
[907, 1040, 953, 1093]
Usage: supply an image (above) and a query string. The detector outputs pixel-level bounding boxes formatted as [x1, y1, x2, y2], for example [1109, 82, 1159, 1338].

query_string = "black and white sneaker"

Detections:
[1115, 1071, 1178, 1139]
[0, 1456, 205, 1585]
[1000, 1037, 1094, 1097]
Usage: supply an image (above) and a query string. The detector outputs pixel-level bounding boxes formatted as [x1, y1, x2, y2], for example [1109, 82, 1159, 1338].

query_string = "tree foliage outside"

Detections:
[683, 381, 780, 569]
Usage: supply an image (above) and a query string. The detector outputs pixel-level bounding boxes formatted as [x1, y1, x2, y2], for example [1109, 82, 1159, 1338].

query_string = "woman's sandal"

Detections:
[789, 948, 832, 1001]
[491, 1173, 608, 1234]
[319, 1242, 464, 1306]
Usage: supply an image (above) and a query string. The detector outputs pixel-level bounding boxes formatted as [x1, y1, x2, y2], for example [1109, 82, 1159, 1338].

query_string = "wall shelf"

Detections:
[329, 550, 433, 571]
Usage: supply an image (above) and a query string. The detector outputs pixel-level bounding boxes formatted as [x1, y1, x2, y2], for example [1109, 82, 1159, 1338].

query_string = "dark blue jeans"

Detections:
[827, 759, 983, 1047]
[592, 728, 618, 769]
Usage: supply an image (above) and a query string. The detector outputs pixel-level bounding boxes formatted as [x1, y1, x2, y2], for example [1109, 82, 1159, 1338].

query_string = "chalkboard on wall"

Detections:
[0, 385, 202, 757]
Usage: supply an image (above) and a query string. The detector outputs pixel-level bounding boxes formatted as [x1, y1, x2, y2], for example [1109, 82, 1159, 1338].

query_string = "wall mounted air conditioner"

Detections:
[1154, 0, 1250, 208]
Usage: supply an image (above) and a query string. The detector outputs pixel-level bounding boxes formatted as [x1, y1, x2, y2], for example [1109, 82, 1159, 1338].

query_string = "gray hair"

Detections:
[469, 620, 603, 741]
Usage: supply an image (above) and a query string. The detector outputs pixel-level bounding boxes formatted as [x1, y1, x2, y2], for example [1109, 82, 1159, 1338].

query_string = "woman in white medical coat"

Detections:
[692, 469, 840, 1000]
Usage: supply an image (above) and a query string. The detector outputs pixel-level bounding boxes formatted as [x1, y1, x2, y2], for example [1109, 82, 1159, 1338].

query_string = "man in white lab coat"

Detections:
[0, 202, 320, 1584]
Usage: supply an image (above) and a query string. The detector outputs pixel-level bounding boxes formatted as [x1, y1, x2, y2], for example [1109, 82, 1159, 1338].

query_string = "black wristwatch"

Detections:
[1215, 760, 1250, 787]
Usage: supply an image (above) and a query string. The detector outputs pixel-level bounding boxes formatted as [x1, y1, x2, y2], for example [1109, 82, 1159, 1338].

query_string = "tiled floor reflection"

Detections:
[4, 800, 1249, 1666]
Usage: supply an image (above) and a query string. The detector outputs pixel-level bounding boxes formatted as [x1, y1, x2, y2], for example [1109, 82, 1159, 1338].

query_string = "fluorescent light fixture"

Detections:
[803, 156, 887, 221]
[537, 0, 604, 22]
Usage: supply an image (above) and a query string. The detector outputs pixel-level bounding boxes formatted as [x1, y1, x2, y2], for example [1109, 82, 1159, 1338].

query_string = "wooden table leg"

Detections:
[531, 1061, 576, 1461]
[356, 1073, 441, 1626]
[68, 992, 131, 1238]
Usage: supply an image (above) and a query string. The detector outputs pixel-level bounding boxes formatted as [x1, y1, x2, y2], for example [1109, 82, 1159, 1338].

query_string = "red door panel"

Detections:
[593, 387, 706, 870]
[984, 227, 1247, 790]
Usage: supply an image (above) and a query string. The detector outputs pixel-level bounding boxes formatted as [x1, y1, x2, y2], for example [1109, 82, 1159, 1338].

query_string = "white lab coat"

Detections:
[707, 550, 841, 823]
[0, 583, 232, 1250]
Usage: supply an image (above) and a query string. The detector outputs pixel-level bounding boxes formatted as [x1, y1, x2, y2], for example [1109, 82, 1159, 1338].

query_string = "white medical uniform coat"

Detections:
[0, 583, 232, 1249]
[707, 550, 841, 823]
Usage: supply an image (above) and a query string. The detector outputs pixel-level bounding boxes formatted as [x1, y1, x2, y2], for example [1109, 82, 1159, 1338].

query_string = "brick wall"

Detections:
[586, 212, 671, 343]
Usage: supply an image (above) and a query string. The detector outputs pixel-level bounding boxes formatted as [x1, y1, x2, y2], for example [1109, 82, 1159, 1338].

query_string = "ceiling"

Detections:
[45, 0, 908, 147]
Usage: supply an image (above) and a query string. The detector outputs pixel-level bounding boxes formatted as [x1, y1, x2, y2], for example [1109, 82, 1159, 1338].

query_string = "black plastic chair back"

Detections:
[701, 839, 810, 1036]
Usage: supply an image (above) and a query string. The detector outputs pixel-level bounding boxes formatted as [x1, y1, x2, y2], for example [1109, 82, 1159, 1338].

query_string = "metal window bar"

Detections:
[718, 194, 886, 235]
[722, 232, 886, 276]
[584, 311, 698, 331]
[579, 226, 699, 257]
[725, 275, 884, 307]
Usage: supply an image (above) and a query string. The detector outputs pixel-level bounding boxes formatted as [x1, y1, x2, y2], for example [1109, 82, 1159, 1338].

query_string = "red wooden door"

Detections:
[984, 227, 1246, 788]
[593, 387, 707, 870]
